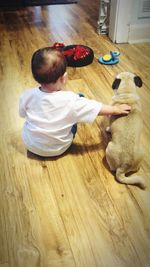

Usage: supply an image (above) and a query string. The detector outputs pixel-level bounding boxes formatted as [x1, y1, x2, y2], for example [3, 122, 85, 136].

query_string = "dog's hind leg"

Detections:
[106, 144, 116, 171]
[116, 168, 145, 189]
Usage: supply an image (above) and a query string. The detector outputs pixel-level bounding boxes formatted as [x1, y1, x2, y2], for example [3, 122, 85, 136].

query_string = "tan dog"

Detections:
[105, 72, 145, 189]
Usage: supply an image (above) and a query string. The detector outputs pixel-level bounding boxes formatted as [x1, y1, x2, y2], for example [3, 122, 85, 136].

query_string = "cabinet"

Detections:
[0, 0, 23, 7]
[0, 0, 55, 7]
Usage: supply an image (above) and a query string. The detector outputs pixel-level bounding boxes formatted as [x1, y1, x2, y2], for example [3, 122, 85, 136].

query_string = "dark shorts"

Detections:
[71, 92, 85, 138]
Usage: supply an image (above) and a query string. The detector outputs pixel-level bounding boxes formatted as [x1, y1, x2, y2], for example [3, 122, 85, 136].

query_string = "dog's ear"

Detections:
[112, 78, 121, 90]
[134, 76, 143, 87]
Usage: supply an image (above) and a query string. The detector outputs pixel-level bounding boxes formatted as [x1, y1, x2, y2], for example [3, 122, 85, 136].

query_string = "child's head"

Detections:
[31, 47, 67, 84]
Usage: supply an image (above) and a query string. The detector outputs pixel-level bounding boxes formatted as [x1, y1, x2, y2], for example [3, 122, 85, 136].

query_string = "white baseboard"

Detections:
[128, 23, 150, 44]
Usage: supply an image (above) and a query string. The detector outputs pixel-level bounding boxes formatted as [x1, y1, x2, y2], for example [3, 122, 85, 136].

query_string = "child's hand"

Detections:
[113, 104, 131, 115]
[99, 104, 131, 116]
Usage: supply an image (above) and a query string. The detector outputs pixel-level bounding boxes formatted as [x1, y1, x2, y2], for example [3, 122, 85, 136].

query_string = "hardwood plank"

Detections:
[0, 167, 8, 265]
[1, 138, 76, 267]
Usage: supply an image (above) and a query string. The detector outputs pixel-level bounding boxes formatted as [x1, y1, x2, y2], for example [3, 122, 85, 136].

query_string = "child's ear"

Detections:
[61, 72, 68, 84]
[64, 71, 68, 80]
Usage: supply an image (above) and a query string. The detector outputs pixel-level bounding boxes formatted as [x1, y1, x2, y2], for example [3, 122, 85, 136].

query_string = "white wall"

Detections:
[130, 0, 150, 23]
[128, 0, 150, 43]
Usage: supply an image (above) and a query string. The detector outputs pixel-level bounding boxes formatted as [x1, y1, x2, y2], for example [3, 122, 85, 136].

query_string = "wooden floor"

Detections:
[0, 1, 150, 266]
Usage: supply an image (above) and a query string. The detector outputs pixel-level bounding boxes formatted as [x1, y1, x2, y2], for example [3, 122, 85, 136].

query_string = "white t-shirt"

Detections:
[19, 88, 102, 156]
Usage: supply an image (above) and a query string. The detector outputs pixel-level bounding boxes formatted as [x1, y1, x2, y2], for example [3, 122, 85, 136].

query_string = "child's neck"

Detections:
[40, 82, 63, 93]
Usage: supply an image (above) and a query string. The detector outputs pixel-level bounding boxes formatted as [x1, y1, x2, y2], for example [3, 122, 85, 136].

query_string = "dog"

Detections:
[105, 72, 145, 189]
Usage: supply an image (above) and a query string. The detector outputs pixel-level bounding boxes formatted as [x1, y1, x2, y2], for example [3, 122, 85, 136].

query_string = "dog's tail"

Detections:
[116, 168, 145, 189]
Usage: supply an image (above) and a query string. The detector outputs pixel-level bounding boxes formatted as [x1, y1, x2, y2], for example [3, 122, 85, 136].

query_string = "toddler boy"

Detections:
[19, 47, 131, 157]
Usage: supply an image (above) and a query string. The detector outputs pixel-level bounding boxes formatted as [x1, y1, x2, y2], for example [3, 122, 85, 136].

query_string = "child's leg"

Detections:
[71, 124, 77, 138]
[78, 92, 85, 97]
[71, 93, 84, 138]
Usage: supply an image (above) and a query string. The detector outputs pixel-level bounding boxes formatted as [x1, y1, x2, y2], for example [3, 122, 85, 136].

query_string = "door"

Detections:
[108, 0, 132, 43]
[109, 0, 150, 43]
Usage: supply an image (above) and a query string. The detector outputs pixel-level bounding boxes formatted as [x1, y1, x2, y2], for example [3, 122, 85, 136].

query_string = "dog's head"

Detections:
[112, 72, 143, 95]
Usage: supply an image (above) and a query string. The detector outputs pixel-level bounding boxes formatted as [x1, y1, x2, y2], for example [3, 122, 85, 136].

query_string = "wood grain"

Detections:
[0, 0, 150, 266]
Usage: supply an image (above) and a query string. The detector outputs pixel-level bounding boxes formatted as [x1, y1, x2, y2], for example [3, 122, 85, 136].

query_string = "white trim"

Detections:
[108, 0, 119, 42]
[128, 23, 150, 43]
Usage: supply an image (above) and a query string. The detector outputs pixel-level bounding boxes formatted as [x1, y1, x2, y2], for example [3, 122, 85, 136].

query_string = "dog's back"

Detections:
[110, 96, 143, 169]
[106, 72, 145, 189]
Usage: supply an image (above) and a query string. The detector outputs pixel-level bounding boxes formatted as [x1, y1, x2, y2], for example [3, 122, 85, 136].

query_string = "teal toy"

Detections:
[98, 51, 120, 65]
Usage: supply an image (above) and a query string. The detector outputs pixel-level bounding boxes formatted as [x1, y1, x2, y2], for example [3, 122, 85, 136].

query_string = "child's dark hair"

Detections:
[31, 47, 67, 84]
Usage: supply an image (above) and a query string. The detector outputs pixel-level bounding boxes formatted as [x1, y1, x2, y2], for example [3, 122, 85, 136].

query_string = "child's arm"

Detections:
[99, 104, 131, 116]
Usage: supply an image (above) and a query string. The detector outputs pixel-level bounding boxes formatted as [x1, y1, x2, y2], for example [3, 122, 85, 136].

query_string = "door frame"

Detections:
[108, 0, 132, 43]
